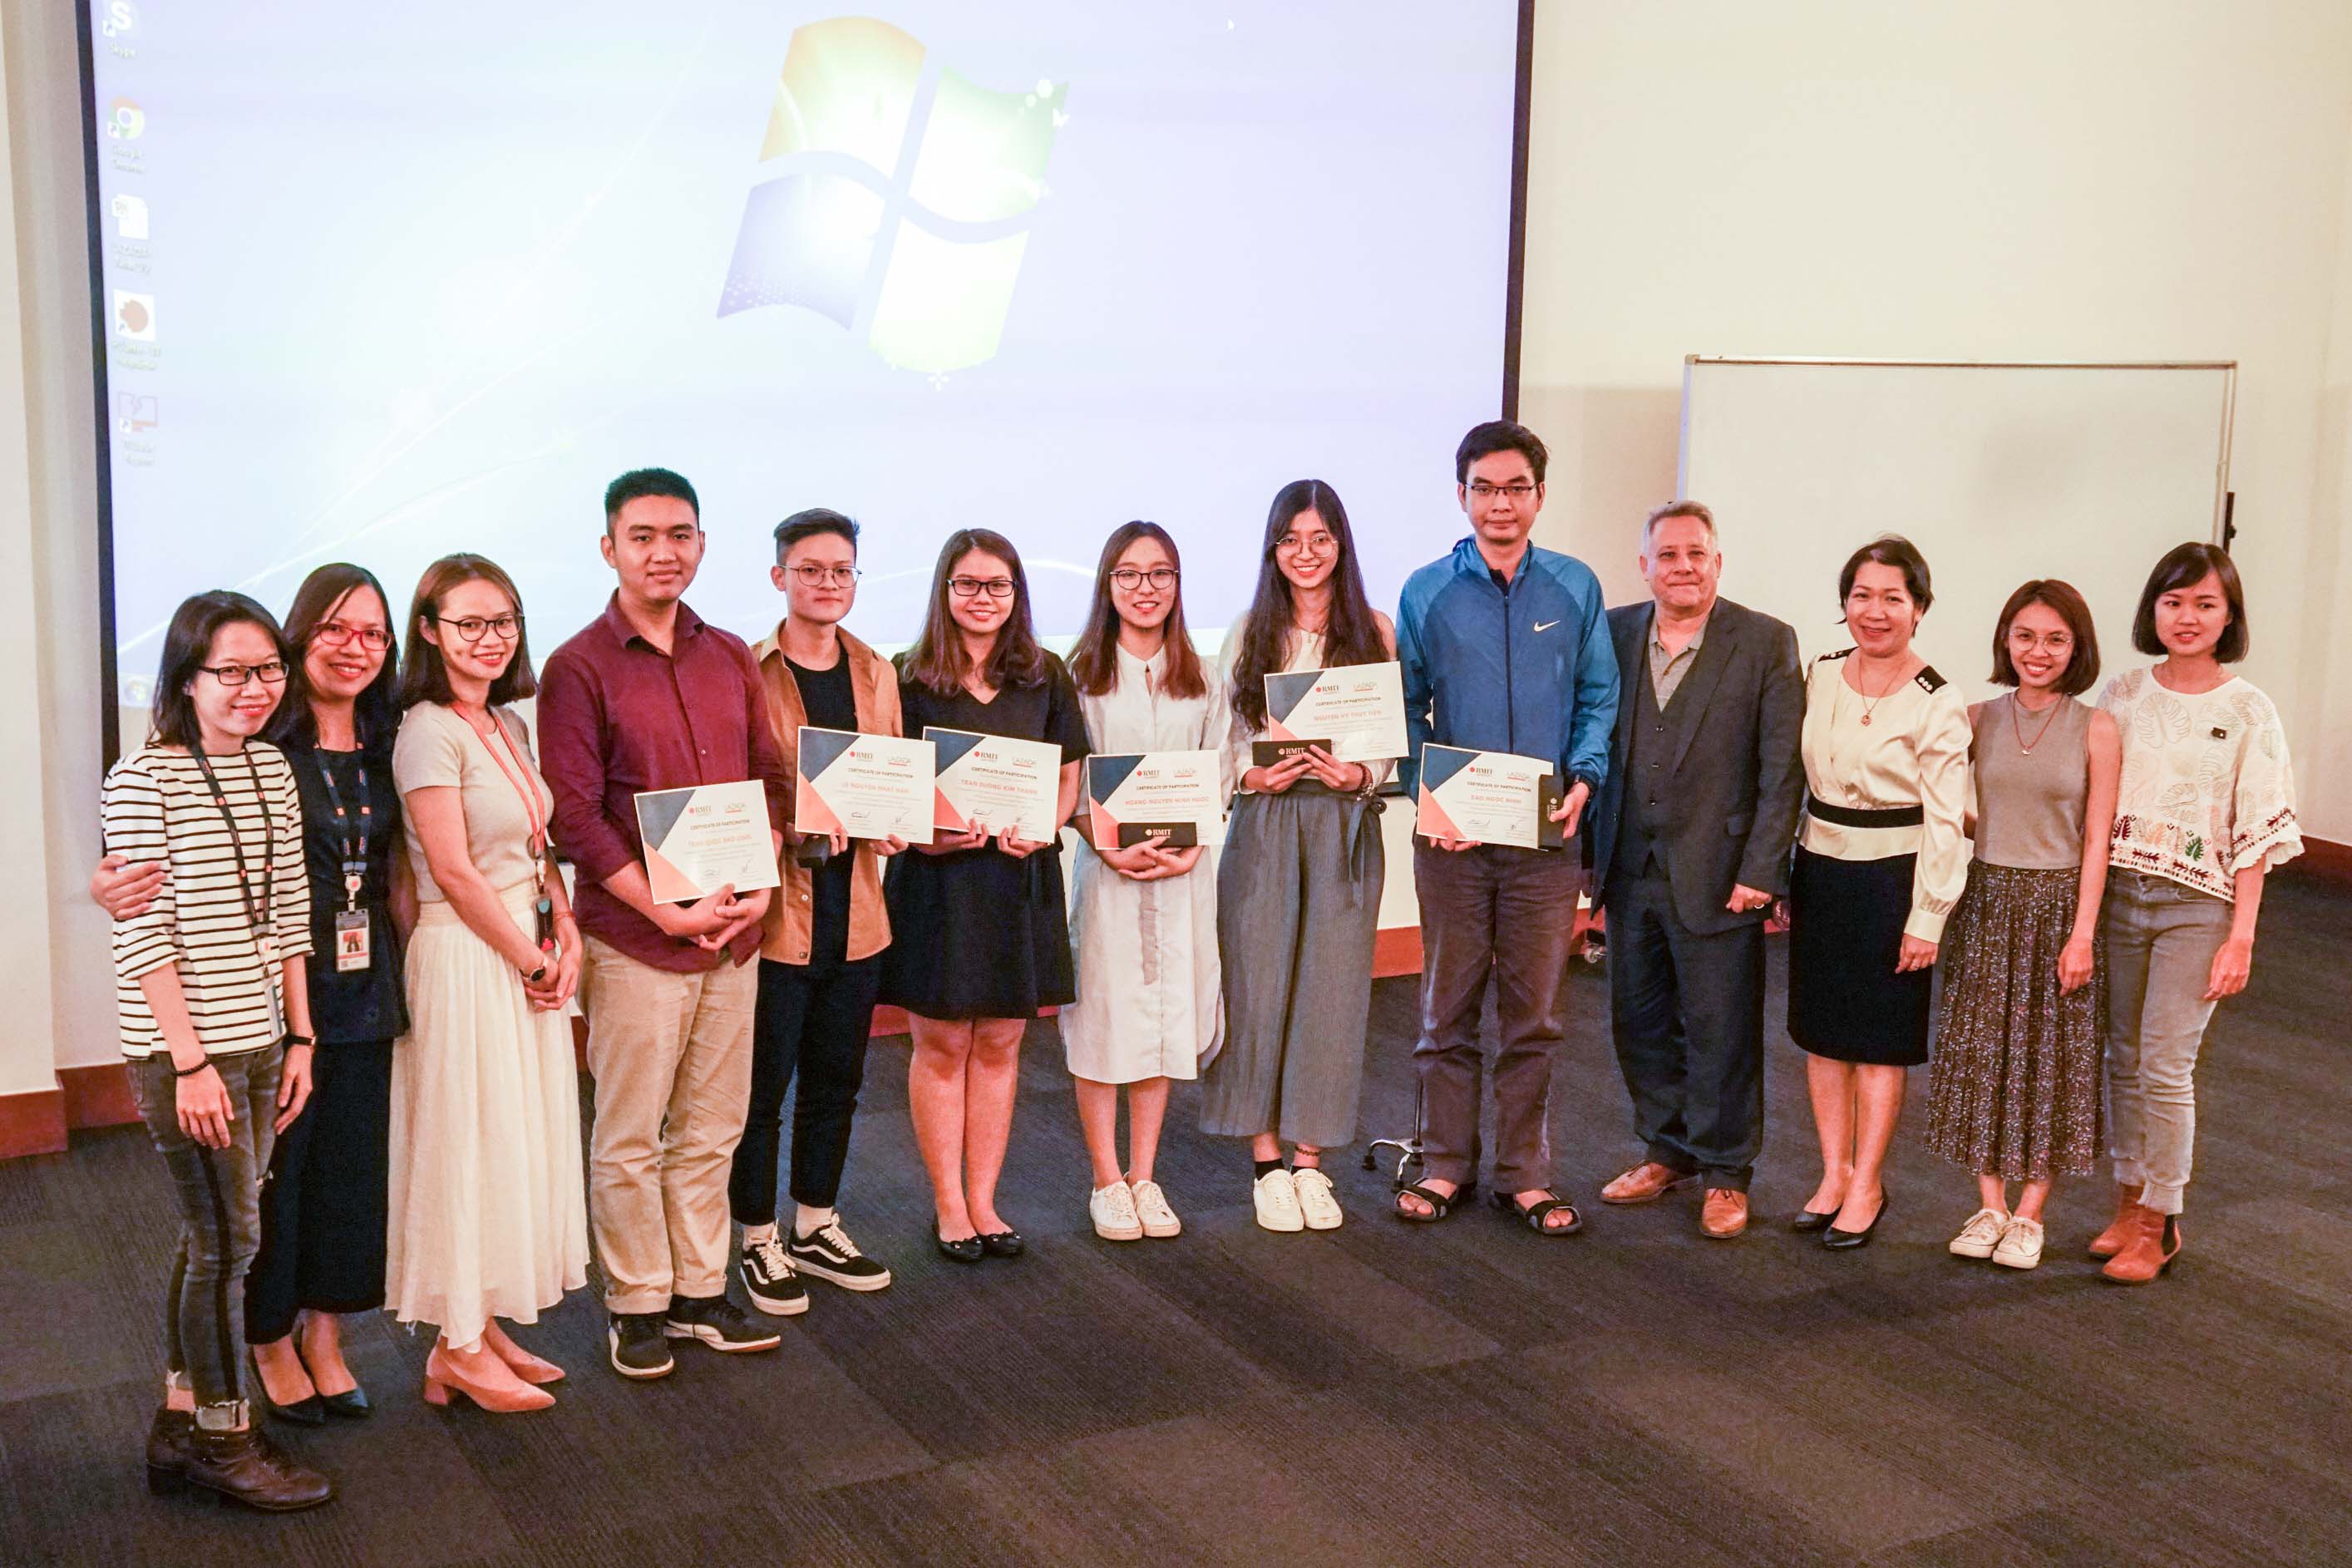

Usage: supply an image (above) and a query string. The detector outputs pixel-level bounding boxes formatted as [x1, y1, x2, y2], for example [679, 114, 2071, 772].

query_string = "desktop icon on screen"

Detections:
[111, 193, 150, 240]
[118, 393, 159, 435]
[100, 2, 138, 40]
[106, 98, 146, 141]
[717, 17, 1066, 376]
[113, 291, 157, 342]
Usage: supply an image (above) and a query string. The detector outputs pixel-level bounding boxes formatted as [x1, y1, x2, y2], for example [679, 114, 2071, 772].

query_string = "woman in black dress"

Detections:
[96, 564, 412, 1417]
[882, 530, 1088, 1262]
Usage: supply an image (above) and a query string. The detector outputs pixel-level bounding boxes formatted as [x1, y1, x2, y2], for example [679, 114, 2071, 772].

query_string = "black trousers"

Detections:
[727, 955, 882, 1223]
[1605, 869, 1767, 1190]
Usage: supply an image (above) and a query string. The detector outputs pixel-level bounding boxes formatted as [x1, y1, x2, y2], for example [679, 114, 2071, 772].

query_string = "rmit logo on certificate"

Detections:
[717, 17, 1068, 376]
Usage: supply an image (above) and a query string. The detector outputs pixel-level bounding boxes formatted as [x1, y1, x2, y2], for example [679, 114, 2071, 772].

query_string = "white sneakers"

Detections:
[1948, 1207, 2046, 1270]
[1253, 1168, 1304, 1232]
[1254, 1166, 1343, 1232]
[1092, 1178, 1183, 1240]
[1290, 1166, 1344, 1230]
[1949, 1208, 2008, 1259]
[1990, 1215, 2044, 1270]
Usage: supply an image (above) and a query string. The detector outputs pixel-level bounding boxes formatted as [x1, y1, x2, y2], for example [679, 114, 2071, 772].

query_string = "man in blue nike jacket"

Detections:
[1393, 421, 1618, 1235]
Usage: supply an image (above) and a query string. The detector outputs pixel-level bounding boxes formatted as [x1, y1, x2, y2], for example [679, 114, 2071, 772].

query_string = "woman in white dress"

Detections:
[388, 554, 589, 1411]
[1063, 523, 1225, 1242]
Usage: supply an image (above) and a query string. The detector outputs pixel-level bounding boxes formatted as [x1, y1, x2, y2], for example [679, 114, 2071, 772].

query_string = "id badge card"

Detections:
[334, 910, 372, 972]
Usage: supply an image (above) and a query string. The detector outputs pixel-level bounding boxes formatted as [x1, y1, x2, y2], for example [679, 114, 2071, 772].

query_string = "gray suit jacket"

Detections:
[1589, 597, 1805, 936]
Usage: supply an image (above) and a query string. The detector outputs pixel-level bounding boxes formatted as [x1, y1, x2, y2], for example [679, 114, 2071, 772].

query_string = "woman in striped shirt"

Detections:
[103, 591, 332, 1513]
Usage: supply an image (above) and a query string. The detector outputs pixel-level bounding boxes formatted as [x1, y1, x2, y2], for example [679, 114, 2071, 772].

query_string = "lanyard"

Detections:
[313, 749, 372, 914]
[463, 707, 549, 865]
[189, 747, 275, 954]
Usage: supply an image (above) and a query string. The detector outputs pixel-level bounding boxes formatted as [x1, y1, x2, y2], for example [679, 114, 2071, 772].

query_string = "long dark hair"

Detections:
[1068, 521, 1208, 701]
[1228, 480, 1386, 732]
[271, 563, 401, 749]
[397, 554, 540, 709]
[898, 529, 1050, 695]
[147, 590, 293, 750]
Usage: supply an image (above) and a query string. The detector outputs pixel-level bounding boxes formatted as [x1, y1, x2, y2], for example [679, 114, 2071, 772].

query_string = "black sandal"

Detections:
[1393, 1181, 1472, 1223]
[1492, 1189, 1582, 1235]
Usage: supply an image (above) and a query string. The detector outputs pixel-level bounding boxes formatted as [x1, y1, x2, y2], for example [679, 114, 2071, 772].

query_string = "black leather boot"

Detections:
[143, 1407, 192, 1494]
[181, 1420, 333, 1512]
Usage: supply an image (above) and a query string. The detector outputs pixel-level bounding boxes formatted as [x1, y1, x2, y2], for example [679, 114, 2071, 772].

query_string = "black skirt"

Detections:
[879, 845, 1075, 1021]
[1787, 846, 1934, 1066]
[245, 1037, 393, 1339]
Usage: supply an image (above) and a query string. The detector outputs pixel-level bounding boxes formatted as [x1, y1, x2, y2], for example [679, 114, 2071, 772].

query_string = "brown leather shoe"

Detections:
[144, 1407, 192, 1494]
[2101, 1208, 2182, 1284]
[1600, 1161, 1695, 1205]
[2087, 1183, 2144, 1259]
[178, 1422, 333, 1512]
[1700, 1189, 1748, 1239]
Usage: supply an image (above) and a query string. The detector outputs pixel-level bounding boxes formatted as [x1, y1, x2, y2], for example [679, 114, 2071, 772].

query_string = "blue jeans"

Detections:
[128, 1048, 282, 1418]
[2101, 870, 2231, 1215]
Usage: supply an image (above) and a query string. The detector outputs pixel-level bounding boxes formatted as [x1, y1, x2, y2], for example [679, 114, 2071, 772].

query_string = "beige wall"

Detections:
[1519, 0, 2352, 838]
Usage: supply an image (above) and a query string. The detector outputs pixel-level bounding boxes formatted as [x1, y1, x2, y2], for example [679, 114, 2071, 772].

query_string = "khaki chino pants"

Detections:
[582, 937, 758, 1314]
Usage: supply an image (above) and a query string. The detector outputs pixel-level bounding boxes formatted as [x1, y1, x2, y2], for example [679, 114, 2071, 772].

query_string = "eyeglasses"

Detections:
[433, 613, 525, 643]
[786, 565, 861, 587]
[313, 620, 392, 651]
[1275, 534, 1336, 558]
[1108, 567, 1179, 591]
[1467, 481, 1538, 501]
[948, 577, 1017, 599]
[200, 660, 289, 688]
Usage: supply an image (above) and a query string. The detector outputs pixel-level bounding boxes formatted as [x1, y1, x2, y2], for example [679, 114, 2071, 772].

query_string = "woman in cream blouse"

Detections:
[1785, 537, 1971, 1250]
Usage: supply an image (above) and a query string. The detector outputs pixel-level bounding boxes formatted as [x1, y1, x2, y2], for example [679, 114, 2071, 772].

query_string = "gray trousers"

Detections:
[2103, 870, 2232, 1215]
[1201, 789, 1384, 1149]
[1412, 841, 1582, 1192]
[129, 1048, 282, 1416]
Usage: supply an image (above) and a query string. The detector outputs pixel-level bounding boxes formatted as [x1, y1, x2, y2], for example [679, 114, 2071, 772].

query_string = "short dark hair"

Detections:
[1838, 534, 1934, 613]
[1990, 579, 2101, 696]
[1454, 420, 1548, 486]
[604, 467, 700, 533]
[397, 554, 540, 708]
[273, 563, 402, 749]
[149, 591, 292, 750]
[2132, 541, 2248, 663]
[774, 508, 860, 561]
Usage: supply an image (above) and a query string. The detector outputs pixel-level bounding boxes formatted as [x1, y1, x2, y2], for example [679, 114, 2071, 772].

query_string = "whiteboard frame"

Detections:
[1677, 357, 2237, 541]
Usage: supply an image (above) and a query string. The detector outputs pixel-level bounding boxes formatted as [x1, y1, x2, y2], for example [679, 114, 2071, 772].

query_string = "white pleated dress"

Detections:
[1063, 645, 1225, 1084]
[386, 703, 589, 1348]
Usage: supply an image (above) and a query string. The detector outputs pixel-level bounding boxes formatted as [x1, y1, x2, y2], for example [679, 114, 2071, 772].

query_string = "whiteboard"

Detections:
[1679, 358, 2234, 693]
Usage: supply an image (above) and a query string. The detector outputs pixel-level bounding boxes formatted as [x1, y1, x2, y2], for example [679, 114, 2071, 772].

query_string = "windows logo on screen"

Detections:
[717, 17, 1067, 377]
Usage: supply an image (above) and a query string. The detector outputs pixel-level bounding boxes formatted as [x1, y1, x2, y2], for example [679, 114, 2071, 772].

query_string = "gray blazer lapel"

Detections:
[1664, 609, 1739, 773]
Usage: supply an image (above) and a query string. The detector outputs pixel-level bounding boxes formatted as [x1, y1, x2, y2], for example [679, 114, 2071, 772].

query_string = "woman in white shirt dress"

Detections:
[1063, 523, 1224, 1243]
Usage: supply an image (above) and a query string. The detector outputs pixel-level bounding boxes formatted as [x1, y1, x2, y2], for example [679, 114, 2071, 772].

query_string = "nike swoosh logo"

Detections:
[1532, 619, 1560, 633]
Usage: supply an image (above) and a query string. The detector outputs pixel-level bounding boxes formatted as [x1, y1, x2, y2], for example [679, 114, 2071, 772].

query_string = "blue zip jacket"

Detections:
[1396, 537, 1619, 797]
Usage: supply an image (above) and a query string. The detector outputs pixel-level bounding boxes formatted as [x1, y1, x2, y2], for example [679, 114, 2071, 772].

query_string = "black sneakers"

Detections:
[787, 1217, 894, 1292]
[663, 1294, 783, 1354]
[609, 1312, 676, 1380]
[738, 1234, 811, 1317]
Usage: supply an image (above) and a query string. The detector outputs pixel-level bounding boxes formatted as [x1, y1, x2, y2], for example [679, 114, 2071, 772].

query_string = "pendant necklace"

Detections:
[1856, 661, 1901, 727]
[2011, 692, 2061, 755]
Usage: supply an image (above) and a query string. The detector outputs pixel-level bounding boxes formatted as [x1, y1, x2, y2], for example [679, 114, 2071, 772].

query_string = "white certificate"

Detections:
[1085, 751, 1226, 848]
[1414, 745, 1561, 851]
[634, 780, 782, 904]
[795, 727, 934, 846]
[925, 727, 1063, 843]
[1264, 661, 1408, 762]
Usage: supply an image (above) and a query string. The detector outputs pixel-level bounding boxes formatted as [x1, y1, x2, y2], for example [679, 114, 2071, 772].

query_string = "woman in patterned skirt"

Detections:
[1925, 581, 2118, 1271]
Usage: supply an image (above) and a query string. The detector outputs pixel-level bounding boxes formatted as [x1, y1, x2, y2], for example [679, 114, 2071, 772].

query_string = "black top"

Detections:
[896, 658, 1092, 768]
[288, 739, 408, 1043]
[786, 652, 858, 967]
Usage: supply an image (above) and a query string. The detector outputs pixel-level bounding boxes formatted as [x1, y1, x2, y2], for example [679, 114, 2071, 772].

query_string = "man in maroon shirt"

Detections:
[538, 468, 793, 1378]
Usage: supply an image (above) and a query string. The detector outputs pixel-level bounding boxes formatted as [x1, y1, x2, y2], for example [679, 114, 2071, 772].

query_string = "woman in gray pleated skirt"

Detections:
[1201, 481, 1394, 1233]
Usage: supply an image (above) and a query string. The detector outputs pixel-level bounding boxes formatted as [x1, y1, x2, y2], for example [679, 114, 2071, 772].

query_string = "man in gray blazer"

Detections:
[1587, 501, 1804, 1239]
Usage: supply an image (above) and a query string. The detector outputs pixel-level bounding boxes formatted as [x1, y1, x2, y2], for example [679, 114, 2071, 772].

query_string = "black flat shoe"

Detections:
[1822, 1193, 1889, 1250]
[249, 1355, 328, 1426]
[1789, 1206, 1840, 1234]
[979, 1230, 1026, 1259]
[935, 1232, 985, 1264]
[318, 1387, 371, 1420]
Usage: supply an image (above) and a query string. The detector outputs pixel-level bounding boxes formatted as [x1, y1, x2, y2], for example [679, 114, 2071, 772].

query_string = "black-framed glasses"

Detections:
[1108, 566, 1179, 591]
[948, 576, 1017, 599]
[433, 613, 525, 643]
[786, 564, 861, 587]
[1467, 481, 1538, 500]
[312, 619, 392, 651]
[199, 660, 289, 688]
